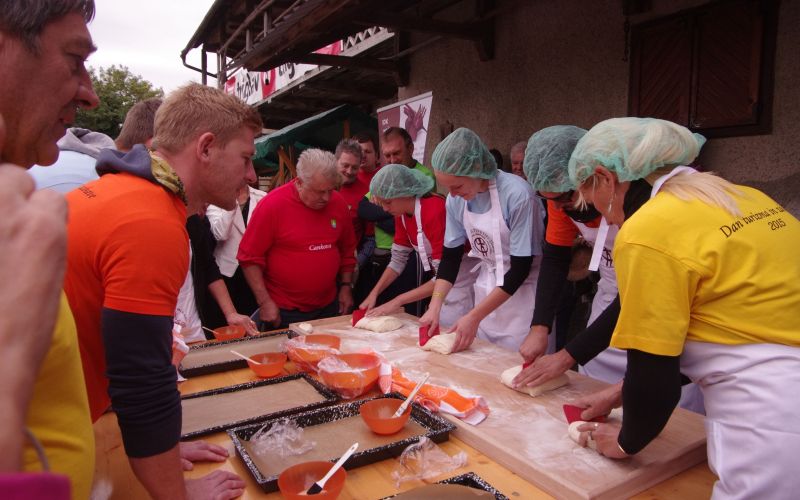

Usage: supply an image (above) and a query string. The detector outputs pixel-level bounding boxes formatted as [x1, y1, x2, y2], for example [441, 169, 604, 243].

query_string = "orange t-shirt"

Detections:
[545, 200, 601, 246]
[65, 173, 188, 420]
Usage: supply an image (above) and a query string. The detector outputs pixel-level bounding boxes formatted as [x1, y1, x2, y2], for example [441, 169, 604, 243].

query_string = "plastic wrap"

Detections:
[249, 418, 315, 458]
[317, 354, 376, 399]
[284, 336, 340, 373]
[391, 436, 467, 487]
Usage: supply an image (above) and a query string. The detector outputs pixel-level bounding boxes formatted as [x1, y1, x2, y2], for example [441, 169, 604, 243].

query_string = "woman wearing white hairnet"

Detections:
[420, 128, 545, 352]
[566, 117, 800, 499]
[512, 125, 703, 414]
[358, 164, 477, 325]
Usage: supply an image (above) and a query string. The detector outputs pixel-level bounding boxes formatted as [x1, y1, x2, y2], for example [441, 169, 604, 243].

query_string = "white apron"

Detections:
[462, 180, 538, 351]
[580, 167, 704, 412]
[681, 341, 800, 499]
[574, 220, 624, 383]
[401, 198, 477, 328]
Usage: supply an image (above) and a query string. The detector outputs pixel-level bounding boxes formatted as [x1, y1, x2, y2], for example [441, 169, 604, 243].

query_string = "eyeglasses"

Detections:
[535, 190, 574, 203]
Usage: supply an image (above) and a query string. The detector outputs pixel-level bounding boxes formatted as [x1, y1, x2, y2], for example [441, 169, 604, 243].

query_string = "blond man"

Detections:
[64, 83, 261, 499]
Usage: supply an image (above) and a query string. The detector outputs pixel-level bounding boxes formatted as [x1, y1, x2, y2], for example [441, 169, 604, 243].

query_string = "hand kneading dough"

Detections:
[354, 316, 403, 333]
[420, 332, 457, 354]
[568, 421, 598, 450]
[499, 365, 569, 397]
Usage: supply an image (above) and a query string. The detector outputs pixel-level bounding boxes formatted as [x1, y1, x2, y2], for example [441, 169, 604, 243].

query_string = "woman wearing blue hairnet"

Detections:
[358, 164, 477, 325]
[420, 128, 546, 353]
[566, 117, 800, 499]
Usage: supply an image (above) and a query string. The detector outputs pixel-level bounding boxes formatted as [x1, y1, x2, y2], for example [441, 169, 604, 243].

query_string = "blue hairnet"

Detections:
[431, 127, 496, 179]
[370, 163, 434, 199]
[568, 117, 706, 186]
[524, 125, 587, 193]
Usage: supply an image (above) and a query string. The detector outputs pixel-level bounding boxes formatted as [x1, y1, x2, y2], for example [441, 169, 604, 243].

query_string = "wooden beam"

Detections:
[287, 53, 399, 73]
[352, 12, 490, 41]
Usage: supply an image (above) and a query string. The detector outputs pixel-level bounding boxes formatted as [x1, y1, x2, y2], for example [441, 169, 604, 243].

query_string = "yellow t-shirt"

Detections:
[23, 293, 95, 499]
[610, 185, 800, 356]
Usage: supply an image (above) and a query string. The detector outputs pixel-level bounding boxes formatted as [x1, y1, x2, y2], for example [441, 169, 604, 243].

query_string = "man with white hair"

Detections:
[240, 148, 357, 329]
[510, 141, 527, 179]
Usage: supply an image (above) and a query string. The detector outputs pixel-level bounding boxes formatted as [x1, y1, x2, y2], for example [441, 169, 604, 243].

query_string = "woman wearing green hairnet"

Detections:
[420, 128, 545, 353]
[358, 164, 477, 324]
[565, 117, 800, 499]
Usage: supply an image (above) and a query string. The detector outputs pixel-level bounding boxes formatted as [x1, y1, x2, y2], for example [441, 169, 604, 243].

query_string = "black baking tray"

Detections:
[382, 472, 510, 499]
[228, 393, 456, 493]
[180, 373, 338, 439]
[178, 329, 295, 377]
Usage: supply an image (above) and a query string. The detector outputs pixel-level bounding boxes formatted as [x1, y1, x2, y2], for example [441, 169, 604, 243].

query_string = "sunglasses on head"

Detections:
[535, 190, 574, 203]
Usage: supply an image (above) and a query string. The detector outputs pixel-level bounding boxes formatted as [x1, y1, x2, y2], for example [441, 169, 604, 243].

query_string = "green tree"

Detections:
[74, 65, 164, 139]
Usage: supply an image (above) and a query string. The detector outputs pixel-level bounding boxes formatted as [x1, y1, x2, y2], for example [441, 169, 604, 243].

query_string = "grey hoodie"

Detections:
[57, 127, 115, 159]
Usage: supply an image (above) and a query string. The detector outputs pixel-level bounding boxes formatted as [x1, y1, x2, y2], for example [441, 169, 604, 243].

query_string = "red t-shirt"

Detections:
[338, 178, 369, 243]
[545, 200, 602, 246]
[394, 195, 446, 262]
[237, 180, 357, 311]
[64, 173, 188, 420]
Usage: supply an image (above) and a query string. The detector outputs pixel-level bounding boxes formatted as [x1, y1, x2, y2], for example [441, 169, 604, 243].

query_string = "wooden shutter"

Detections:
[629, 17, 692, 124]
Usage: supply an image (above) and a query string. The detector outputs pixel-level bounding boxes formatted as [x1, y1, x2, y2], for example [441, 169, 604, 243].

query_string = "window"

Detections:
[628, 0, 778, 137]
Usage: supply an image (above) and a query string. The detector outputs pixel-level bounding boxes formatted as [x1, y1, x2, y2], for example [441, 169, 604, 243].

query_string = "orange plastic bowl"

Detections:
[246, 352, 286, 378]
[318, 353, 381, 398]
[359, 398, 411, 435]
[286, 334, 341, 371]
[213, 325, 246, 341]
[277, 460, 346, 500]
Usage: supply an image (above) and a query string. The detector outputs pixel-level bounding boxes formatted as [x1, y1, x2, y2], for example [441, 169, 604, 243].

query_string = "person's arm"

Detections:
[0, 164, 68, 471]
[102, 308, 186, 498]
[564, 296, 620, 364]
[616, 349, 683, 454]
[207, 279, 256, 334]
[337, 204, 357, 314]
[358, 197, 395, 233]
[238, 200, 280, 326]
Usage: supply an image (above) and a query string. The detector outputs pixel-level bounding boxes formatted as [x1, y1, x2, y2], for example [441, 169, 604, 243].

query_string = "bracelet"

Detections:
[431, 291, 445, 299]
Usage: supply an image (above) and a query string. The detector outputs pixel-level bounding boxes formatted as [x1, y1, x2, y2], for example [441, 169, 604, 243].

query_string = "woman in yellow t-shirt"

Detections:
[565, 117, 800, 499]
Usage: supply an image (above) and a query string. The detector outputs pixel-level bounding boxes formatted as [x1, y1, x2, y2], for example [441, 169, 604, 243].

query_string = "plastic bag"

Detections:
[317, 355, 369, 399]
[284, 336, 340, 373]
[249, 418, 315, 458]
[391, 437, 467, 487]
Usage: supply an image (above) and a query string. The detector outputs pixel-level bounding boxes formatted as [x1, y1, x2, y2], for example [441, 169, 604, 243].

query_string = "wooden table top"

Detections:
[91, 322, 717, 499]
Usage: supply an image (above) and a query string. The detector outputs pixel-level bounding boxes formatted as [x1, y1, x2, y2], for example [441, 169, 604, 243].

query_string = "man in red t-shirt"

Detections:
[335, 139, 368, 243]
[239, 148, 357, 329]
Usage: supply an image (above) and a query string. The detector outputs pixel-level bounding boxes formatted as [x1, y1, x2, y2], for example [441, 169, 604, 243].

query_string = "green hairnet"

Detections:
[568, 117, 706, 186]
[524, 125, 587, 193]
[370, 163, 434, 199]
[431, 127, 497, 179]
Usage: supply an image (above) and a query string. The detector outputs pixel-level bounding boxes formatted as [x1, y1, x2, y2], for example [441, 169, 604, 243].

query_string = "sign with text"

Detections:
[377, 91, 433, 163]
[224, 42, 341, 105]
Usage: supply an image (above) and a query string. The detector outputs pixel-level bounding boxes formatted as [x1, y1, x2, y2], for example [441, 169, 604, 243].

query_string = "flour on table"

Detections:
[420, 332, 457, 354]
[297, 322, 313, 334]
[354, 316, 403, 333]
[499, 365, 569, 396]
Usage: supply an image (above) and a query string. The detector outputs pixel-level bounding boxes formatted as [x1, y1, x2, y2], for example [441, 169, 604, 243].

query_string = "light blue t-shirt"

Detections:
[444, 170, 544, 256]
[28, 151, 99, 193]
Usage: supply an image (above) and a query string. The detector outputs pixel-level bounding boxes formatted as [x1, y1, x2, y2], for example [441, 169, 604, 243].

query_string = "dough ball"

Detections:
[420, 332, 457, 354]
[354, 316, 403, 333]
[297, 322, 313, 334]
[499, 365, 569, 397]
[568, 421, 598, 450]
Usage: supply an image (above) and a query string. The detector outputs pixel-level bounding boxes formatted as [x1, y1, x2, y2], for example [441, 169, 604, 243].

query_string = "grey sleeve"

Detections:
[387, 243, 412, 274]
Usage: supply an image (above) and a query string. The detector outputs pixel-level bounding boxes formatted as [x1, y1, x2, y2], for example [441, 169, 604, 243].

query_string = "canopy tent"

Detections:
[253, 104, 377, 184]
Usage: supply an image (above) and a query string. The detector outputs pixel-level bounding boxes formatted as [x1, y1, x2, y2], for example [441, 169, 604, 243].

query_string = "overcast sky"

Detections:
[86, 0, 218, 93]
